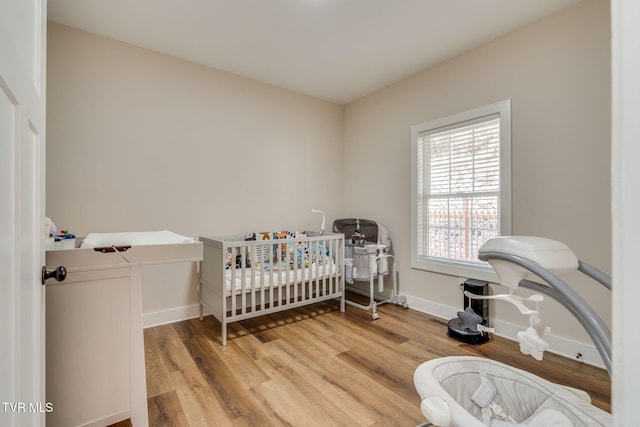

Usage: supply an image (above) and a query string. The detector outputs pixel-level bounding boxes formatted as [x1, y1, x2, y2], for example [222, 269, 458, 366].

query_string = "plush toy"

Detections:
[274, 231, 289, 239]
[225, 252, 233, 269]
[226, 251, 251, 269]
[457, 307, 483, 332]
[235, 254, 251, 269]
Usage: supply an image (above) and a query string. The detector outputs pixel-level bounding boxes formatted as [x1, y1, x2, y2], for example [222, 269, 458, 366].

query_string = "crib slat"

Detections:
[323, 239, 328, 295]
[275, 243, 286, 306]
[329, 241, 338, 293]
[324, 238, 330, 296]
[316, 239, 322, 296]
[260, 243, 266, 312]
[278, 244, 283, 306]
[269, 244, 274, 309]
[336, 239, 340, 293]
[292, 246, 298, 303]
[241, 246, 247, 315]
[230, 247, 237, 315]
[299, 242, 306, 301]
[333, 238, 339, 294]
[250, 242, 256, 313]
[323, 238, 328, 296]
[273, 243, 278, 307]
[318, 242, 322, 296]
[313, 243, 319, 298]
[284, 244, 291, 305]
[337, 238, 343, 294]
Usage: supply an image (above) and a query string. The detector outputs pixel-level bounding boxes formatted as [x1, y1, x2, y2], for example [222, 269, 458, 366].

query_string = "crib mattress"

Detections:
[225, 262, 338, 294]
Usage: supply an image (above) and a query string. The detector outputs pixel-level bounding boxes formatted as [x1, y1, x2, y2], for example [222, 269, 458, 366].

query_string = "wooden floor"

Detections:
[143, 297, 611, 426]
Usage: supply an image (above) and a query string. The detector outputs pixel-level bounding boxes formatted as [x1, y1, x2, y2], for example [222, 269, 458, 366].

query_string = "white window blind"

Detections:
[411, 100, 511, 279]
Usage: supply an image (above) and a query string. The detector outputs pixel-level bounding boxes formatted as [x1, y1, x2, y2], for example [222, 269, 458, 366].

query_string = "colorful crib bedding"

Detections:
[224, 260, 338, 294]
[225, 230, 328, 269]
[223, 230, 336, 294]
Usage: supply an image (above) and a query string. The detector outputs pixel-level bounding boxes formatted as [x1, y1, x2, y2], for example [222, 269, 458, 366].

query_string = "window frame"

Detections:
[410, 99, 512, 281]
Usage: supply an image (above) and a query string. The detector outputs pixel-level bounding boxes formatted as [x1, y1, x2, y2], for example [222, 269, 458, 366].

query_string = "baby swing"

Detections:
[414, 356, 611, 427]
[413, 236, 612, 426]
[332, 218, 407, 319]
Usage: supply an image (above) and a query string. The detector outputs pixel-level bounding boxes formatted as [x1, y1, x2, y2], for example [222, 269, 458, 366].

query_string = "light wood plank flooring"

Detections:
[143, 297, 611, 426]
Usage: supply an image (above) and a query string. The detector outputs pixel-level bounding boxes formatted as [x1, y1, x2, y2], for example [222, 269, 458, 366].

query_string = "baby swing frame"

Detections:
[477, 248, 612, 375]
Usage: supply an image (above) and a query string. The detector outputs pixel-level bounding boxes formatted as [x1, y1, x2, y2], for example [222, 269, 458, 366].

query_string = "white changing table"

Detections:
[45, 231, 202, 427]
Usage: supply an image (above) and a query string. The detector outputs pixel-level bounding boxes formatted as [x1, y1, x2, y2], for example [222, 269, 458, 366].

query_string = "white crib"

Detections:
[198, 232, 345, 344]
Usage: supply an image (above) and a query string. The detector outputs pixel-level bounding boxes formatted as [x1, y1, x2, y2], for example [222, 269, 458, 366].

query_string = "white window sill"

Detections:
[411, 257, 498, 283]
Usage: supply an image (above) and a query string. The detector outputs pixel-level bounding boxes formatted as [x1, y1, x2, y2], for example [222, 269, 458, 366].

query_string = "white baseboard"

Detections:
[143, 304, 202, 329]
[404, 294, 606, 370]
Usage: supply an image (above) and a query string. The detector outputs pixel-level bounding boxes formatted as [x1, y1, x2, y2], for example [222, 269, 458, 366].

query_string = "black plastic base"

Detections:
[447, 318, 490, 345]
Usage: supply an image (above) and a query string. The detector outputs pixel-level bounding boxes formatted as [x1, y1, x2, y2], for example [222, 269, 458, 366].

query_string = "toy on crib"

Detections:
[296, 244, 310, 268]
[237, 254, 251, 268]
[225, 251, 252, 269]
[245, 230, 312, 270]
[309, 242, 328, 264]
[225, 252, 232, 268]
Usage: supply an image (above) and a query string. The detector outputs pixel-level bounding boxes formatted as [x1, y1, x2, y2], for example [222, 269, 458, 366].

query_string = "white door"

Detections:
[612, 1, 640, 425]
[0, 0, 48, 426]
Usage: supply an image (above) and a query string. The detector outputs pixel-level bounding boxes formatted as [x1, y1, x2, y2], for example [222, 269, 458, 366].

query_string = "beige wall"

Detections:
[46, 23, 344, 319]
[343, 0, 611, 361]
[47, 23, 344, 238]
[47, 0, 612, 362]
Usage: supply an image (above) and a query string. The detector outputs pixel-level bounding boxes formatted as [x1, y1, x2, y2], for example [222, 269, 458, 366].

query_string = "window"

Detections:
[411, 100, 511, 280]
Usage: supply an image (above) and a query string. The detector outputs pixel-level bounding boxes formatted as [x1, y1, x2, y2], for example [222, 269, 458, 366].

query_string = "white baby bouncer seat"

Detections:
[414, 356, 611, 427]
[414, 237, 613, 426]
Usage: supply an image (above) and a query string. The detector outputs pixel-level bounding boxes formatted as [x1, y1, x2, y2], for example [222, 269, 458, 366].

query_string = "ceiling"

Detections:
[47, 0, 581, 105]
